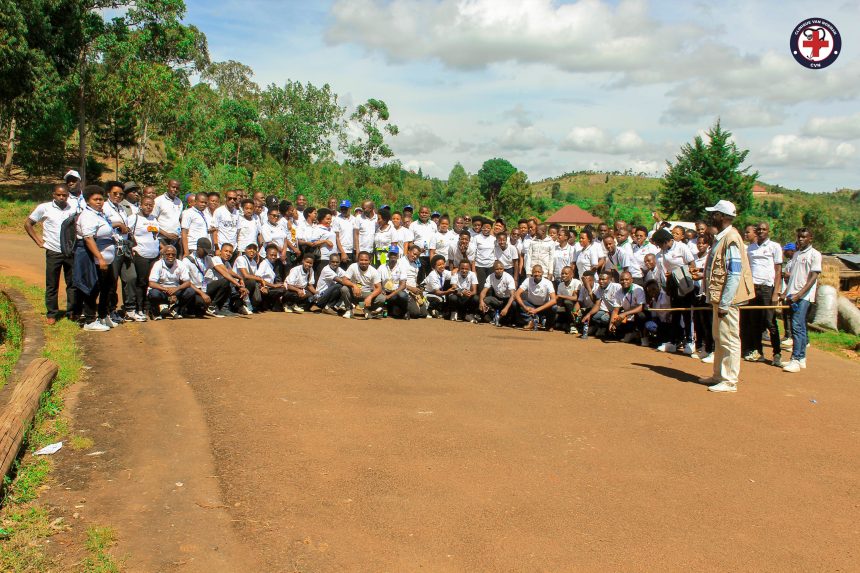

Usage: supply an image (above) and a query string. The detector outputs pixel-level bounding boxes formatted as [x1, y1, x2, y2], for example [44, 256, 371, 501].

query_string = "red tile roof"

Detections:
[545, 205, 602, 225]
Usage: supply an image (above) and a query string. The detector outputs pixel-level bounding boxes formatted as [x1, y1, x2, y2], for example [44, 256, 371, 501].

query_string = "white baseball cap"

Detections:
[63, 169, 81, 182]
[705, 199, 737, 217]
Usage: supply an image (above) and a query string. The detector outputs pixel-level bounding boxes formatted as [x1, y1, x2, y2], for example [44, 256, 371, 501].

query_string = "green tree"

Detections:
[343, 98, 399, 169]
[498, 171, 530, 219]
[477, 158, 517, 217]
[661, 120, 757, 220]
[259, 81, 344, 172]
[202, 60, 259, 101]
[802, 210, 839, 252]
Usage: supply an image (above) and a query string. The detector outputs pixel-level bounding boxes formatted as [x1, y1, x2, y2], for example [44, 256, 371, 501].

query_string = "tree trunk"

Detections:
[138, 117, 148, 165]
[3, 118, 15, 177]
[78, 66, 87, 186]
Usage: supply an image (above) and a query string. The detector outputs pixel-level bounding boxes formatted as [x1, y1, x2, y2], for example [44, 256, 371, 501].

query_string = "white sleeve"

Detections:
[28, 203, 46, 222]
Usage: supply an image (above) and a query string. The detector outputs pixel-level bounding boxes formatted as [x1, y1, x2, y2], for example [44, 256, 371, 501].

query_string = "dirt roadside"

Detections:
[3, 233, 860, 572]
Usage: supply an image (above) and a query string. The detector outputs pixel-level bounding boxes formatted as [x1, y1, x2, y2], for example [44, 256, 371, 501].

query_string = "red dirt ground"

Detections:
[3, 234, 859, 572]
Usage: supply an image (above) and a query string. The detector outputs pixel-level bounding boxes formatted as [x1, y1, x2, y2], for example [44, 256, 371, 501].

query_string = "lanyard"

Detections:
[194, 208, 208, 228]
[192, 254, 206, 276]
[88, 206, 113, 230]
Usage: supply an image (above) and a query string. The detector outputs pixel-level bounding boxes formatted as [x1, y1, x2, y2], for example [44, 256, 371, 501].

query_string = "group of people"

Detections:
[24, 170, 822, 393]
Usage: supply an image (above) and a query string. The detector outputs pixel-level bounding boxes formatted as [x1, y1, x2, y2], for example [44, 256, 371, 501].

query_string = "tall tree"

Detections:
[342, 98, 398, 168]
[498, 170, 530, 219]
[477, 158, 517, 217]
[202, 60, 259, 101]
[660, 120, 757, 220]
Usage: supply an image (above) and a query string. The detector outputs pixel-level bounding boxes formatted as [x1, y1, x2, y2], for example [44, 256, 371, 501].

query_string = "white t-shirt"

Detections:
[393, 257, 420, 287]
[254, 258, 278, 284]
[552, 244, 575, 279]
[130, 213, 161, 259]
[494, 243, 519, 270]
[410, 220, 437, 251]
[424, 268, 452, 294]
[233, 254, 259, 276]
[448, 243, 476, 268]
[393, 226, 414, 252]
[345, 263, 381, 295]
[153, 193, 183, 235]
[748, 239, 784, 286]
[785, 246, 822, 303]
[316, 225, 338, 258]
[213, 205, 239, 248]
[378, 263, 396, 289]
[430, 230, 457, 261]
[76, 207, 116, 264]
[261, 221, 288, 250]
[148, 259, 189, 292]
[374, 224, 396, 251]
[658, 241, 694, 273]
[316, 264, 345, 296]
[471, 233, 497, 267]
[28, 201, 75, 253]
[236, 216, 261, 252]
[519, 276, 555, 306]
[594, 282, 622, 312]
[451, 270, 478, 292]
[356, 216, 377, 253]
[615, 284, 646, 311]
[484, 272, 516, 299]
[286, 265, 314, 289]
[575, 242, 602, 279]
[526, 237, 555, 276]
[180, 208, 212, 250]
[333, 215, 355, 253]
[556, 278, 582, 299]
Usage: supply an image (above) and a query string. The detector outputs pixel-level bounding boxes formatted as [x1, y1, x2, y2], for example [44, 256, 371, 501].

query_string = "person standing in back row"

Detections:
[782, 228, 821, 374]
[744, 221, 783, 367]
[699, 200, 755, 393]
[24, 184, 76, 324]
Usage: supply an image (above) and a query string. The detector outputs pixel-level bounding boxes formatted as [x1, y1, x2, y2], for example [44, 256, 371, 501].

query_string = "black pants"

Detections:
[206, 278, 232, 310]
[45, 250, 75, 319]
[553, 299, 577, 329]
[448, 292, 478, 315]
[132, 254, 158, 313]
[483, 295, 511, 323]
[316, 286, 346, 308]
[693, 301, 715, 353]
[81, 265, 115, 321]
[669, 293, 694, 345]
[283, 288, 312, 308]
[110, 255, 137, 314]
[475, 267, 493, 290]
[343, 287, 385, 311]
[742, 283, 781, 356]
[148, 287, 197, 316]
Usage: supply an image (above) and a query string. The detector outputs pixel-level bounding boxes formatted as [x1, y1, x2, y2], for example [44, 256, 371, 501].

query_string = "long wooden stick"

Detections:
[648, 305, 789, 312]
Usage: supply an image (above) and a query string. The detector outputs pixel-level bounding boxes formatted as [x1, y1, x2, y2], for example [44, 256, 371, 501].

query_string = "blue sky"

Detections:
[184, 0, 860, 192]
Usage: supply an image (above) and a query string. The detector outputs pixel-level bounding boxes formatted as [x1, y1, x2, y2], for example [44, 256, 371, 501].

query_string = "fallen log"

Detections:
[0, 358, 59, 480]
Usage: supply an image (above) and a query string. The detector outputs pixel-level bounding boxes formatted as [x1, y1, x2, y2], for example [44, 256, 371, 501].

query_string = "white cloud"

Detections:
[392, 124, 446, 154]
[802, 112, 860, 140]
[498, 126, 551, 150]
[560, 127, 645, 154]
[756, 135, 856, 168]
[402, 158, 439, 173]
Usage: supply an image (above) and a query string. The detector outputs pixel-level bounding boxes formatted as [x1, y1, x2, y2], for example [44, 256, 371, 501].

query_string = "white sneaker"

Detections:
[451, 312, 458, 322]
[799, 358, 806, 369]
[292, 305, 305, 314]
[656, 343, 677, 353]
[781, 338, 793, 347]
[342, 310, 352, 319]
[782, 359, 801, 373]
[682, 343, 695, 356]
[103, 315, 118, 328]
[133, 311, 147, 322]
[708, 381, 737, 393]
[84, 320, 110, 332]
[205, 306, 220, 317]
[282, 304, 293, 313]
[158, 304, 168, 317]
[700, 353, 715, 364]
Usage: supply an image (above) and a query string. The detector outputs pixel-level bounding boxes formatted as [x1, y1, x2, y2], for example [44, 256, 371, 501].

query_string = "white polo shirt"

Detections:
[28, 201, 74, 253]
[494, 243, 519, 270]
[345, 263, 381, 295]
[316, 264, 345, 296]
[785, 246, 822, 303]
[236, 216, 261, 252]
[424, 269, 452, 294]
[658, 241, 694, 273]
[631, 242, 659, 279]
[76, 207, 116, 264]
[180, 208, 212, 249]
[575, 242, 602, 278]
[333, 215, 355, 254]
[748, 239, 783, 286]
[261, 221, 288, 250]
[356, 216, 377, 253]
[519, 276, 555, 306]
[233, 254, 259, 276]
[577, 283, 596, 309]
[615, 284, 646, 311]
[183, 254, 219, 288]
[410, 220, 437, 251]
[431, 230, 458, 261]
[286, 265, 314, 289]
[148, 259, 189, 292]
[552, 243, 575, 279]
[213, 205, 239, 248]
[153, 193, 183, 235]
[604, 247, 633, 276]
[393, 257, 420, 287]
[556, 278, 582, 299]
[451, 270, 478, 292]
[255, 258, 278, 284]
[594, 282, 622, 313]
[484, 272, 516, 298]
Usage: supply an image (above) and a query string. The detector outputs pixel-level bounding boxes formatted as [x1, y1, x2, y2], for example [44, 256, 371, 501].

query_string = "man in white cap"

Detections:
[63, 169, 85, 212]
[698, 200, 755, 393]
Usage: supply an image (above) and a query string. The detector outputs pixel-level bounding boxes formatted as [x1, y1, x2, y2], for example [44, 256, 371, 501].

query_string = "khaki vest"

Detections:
[707, 226, 755, 305]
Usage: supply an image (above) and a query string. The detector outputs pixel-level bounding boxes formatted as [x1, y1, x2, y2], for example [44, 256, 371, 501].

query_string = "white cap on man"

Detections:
[705, 199, 737, 217]
[63, 169, 81, 182]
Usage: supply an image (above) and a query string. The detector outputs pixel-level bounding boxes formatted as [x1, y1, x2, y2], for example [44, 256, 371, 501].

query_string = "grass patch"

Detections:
[0, 183, 52, 234]
[81, 526, 122, 573]
[0, 273, 86, 571]
[70, 435, 94, 451]
[810, 330, 860, 358]
[0, 291, 24, 390]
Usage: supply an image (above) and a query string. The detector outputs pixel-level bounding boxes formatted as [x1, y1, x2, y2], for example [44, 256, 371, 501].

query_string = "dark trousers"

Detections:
[553, 299, 577, 329]
[475, 267, 493, 290]
[418, 256, 431, 283]
[448, 292, 478, 315]
[693, 303, 715, 353]
[207, 278, 232, 309]
[518, 300, 558, 328]
[148, 287, 196, 315]
[483, 295, 511, 323]
[81, 266, 115, 321]
[669, 293, 694, 344]
[283, 288, 312, 308]
[743, 284, 781, 357]
[45, 250, 75, 319]
[387, 291, 427, 318]
[110, 255, 137, 313]
[132, 254, 158, 313]
[316, 285, 346, 308]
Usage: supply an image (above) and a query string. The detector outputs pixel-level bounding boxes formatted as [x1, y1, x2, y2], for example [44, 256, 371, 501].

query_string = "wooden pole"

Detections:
[647, 305, 790, 312]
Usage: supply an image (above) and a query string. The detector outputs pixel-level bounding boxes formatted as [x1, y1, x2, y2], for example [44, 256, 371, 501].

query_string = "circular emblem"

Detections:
[790, 18, 841, 69]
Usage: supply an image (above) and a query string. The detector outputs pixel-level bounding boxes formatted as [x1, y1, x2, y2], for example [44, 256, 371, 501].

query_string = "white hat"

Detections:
[705, 199, 737, 217]
[63, 169, 81, 182]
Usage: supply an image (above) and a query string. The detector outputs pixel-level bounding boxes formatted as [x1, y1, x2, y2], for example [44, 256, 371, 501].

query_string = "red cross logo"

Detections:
[802, 28, 829, 58]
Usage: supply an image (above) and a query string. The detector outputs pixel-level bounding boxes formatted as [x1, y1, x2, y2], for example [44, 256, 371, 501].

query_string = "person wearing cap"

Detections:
[181, 192, 214, 257]
[334, 200, 355, 268]
[698, 200, 755, 393]
[152, 179, 184, 255]
[24, 183, 76, 324]
[120, 181, 141, 216]
[182, 237, 234, 317]
[377, 244, 400, 296]
[340, 251, 383, 319]
[743, 221, 784, 366]
[430, 211, 441, 225]
[64, 170, 85, 212]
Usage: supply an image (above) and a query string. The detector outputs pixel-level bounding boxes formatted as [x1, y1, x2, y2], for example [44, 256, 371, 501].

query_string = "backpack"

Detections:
[668, 266, 696, 298]
[60, 213, 81, 257]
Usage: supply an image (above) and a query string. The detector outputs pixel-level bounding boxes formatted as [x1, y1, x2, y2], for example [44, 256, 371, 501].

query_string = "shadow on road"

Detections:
[630, 362, 707, 385]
